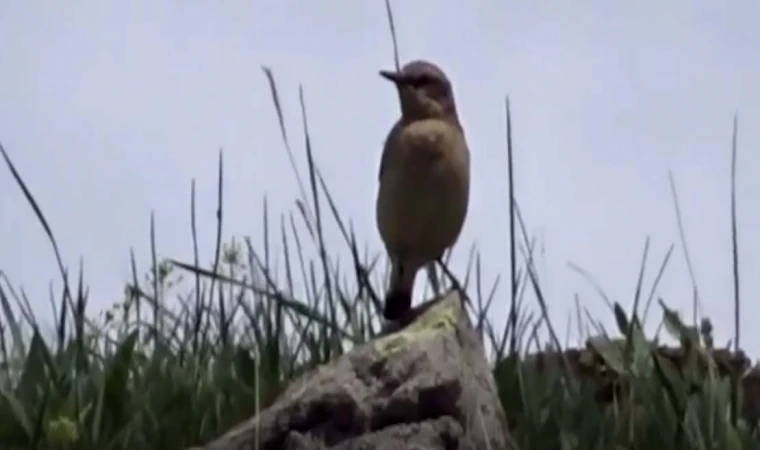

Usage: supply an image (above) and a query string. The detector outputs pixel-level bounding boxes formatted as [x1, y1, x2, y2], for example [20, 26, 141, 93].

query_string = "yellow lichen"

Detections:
[374, 294, 460, 357]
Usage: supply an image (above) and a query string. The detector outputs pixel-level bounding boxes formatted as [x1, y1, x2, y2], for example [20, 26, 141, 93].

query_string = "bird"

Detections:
[376, 59, 471, 321]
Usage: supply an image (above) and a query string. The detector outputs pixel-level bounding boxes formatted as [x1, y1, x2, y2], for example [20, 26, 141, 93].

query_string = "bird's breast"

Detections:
[396, 119, 469, 176]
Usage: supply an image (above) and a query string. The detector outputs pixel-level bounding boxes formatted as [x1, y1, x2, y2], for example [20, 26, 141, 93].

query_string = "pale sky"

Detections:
[1, 1, 759, 356]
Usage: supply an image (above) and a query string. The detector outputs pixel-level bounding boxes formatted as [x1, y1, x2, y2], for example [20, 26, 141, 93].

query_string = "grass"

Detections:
[0, 9, 755, 447]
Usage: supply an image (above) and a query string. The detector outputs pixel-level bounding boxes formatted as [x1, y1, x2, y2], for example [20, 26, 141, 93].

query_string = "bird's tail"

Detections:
[383, 260, 417, 321]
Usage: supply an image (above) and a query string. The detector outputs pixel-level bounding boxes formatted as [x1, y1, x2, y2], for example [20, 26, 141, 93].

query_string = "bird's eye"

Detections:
[411, 74, 436, 87]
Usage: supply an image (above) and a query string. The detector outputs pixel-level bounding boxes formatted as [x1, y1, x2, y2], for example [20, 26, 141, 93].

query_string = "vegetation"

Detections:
[1, 77, 756, 449]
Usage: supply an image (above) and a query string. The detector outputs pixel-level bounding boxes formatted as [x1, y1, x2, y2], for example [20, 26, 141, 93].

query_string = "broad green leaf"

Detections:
[587, 335, 625, 375]
[659, 299, 688, 343]
[0, 388, 32, 440]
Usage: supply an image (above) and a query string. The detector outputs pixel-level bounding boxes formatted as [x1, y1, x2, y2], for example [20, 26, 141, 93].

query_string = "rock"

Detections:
[192, 289, 512, 450]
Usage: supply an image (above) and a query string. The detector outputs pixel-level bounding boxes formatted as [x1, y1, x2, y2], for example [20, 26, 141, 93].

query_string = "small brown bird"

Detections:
[376, 60, 471, 321]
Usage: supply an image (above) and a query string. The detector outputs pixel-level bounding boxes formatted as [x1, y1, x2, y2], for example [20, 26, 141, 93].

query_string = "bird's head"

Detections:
[380, 60, 458, 122]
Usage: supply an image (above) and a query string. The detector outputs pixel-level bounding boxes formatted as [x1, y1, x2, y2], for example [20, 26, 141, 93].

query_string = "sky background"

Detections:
[1, 1, 759, 356]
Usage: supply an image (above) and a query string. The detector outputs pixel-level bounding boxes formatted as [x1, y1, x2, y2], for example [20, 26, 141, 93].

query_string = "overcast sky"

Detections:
[1, 1, 759, 356]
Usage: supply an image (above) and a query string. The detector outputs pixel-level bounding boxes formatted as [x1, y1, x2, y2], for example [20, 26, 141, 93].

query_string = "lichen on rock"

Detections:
[193, 290, 512, 450]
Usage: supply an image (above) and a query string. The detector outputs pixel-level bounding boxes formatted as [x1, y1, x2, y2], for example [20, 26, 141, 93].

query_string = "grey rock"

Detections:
[193, 290, 511, 450]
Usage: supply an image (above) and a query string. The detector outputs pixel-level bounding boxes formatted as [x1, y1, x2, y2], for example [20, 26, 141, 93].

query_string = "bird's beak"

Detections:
[379, 70, 406, 85]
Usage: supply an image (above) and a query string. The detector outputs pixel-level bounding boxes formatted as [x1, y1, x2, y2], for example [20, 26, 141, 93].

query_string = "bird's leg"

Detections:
[425, 261, 441, 297]
[383, 257, 416, 321]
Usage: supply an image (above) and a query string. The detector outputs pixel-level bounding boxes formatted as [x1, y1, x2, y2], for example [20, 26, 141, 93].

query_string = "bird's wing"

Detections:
[378, 143, 388, 181]
[378, 120, 403, 181]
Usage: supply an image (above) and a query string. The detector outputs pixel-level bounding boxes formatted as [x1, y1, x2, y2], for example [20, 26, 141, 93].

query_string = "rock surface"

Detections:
[191, 290, 511, 450]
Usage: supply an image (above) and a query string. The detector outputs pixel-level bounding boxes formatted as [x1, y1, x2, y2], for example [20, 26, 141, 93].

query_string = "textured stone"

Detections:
[192, 290, 511, 450]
